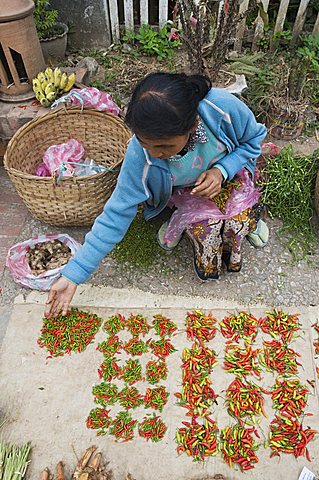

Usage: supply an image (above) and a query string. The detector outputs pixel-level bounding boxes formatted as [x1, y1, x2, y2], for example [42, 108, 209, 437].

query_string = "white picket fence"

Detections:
[109, 0, 319, 51]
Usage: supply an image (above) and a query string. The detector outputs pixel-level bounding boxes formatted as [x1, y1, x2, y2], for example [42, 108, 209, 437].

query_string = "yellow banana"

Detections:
[37, 71, 46, 83]
[44, 82, 56, 96]
[63, 73, 75, 92]
[35, 91, 44, 101]
[32, 78, 42, 91]
[40, 79, 49, 91]
[45, 67, 54, 82]
[40, 97, 51, 107]
[46, 91, 56, 103]
[59, 72, 68, 90]
[54, 67, 62, 88]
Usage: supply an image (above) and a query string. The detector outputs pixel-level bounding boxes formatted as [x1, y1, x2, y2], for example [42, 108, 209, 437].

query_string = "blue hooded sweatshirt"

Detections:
[61, 88, 267, 284]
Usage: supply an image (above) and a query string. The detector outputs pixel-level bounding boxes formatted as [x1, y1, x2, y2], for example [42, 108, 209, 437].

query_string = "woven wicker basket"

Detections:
[4, 108, 131, 226]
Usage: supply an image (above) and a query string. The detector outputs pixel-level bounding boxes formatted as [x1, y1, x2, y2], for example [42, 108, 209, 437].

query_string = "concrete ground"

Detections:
[0, 287, 318, 480]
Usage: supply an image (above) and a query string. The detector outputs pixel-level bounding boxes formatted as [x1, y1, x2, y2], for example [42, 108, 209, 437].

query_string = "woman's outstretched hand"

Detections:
[191, 168, 223, 199]
[45, 276, 77, 318]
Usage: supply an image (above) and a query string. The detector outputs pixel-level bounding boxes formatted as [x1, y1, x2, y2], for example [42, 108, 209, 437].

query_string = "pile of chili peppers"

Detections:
[220, 424, 260, 471]
[109, 411, 138, 442]
[139, 414, 167, 442]
[118, 386, 144, 409]
[149, 338, 177, 358]
[98, 357, 121, 382]
[92, 382, 119, 406]
[144, 386, 169, 412]
[269, 415, 316, 460]
[220, 312, 258, 343]
[145, 360, 168, 384]
[185, 310, 217, 343]
[120, 359, 143, 385]
[259, 309, 300, 343]
[126, 313, 151, 337]
[271, 379, 309, 417]
[38, 308, 103, 357]
[176, 417, 219, 461]
[223, 343, 262, 379]
[152, 314, 178, 337]
[86, 407, 112, 435]
[103, 313, 126, 335]
[97, 335, 122, 356]
[225, 378, 267, 421]
[260, 340, 301, 375]
[213, 177, 242, 213]
[123, 338, 149, 356]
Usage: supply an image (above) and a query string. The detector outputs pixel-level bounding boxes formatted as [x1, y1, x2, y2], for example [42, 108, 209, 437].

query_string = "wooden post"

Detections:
[312, 11, 319, 35]
[124, 0, 134, 30]
[140, 0, 149, 25]
[108, 0, 120, 40]
[291, 0, 311, 45]
[234, 0, 250, 52]
[252, 0, 269, 51]
[270, 0, 290, 51]
[158, 0, 168, 28]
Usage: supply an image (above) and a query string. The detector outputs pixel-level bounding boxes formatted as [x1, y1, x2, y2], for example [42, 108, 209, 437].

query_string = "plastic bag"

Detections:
[164, 169, 260, 242]
[43, 138, 85, 176]
[73, 157, 104, 176]
[35, 162, 50, 177]
[51, 87, 121, 116]
[6, 234, 81, 291]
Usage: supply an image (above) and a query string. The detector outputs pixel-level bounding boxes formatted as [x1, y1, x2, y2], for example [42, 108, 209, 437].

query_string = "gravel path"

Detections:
[1, 211, 319, 308]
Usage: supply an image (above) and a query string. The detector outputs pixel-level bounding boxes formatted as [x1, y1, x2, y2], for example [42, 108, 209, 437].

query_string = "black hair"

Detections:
[125, 72, 212, 139]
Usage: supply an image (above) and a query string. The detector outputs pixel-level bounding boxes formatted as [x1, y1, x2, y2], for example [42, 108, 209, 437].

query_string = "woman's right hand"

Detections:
[45, 276, 77, 318]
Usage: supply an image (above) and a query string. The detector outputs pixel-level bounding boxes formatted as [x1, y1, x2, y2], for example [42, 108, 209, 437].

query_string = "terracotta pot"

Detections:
[40, 22, 68, 61]
[266, 106, 304, 140]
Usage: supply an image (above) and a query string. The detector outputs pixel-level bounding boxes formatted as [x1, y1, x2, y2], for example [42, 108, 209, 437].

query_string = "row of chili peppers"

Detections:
[87, 409, 167, 442]
[102, 313, 177, 338]
[88, 312, 178, 441]
[93, 383, 169, 411]
[220, 308, 301, 345]
[263, 313, 317, 461]
[176, 311, 220, 462]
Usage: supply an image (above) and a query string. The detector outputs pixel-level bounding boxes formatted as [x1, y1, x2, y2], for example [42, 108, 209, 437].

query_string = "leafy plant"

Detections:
[122, 24, 181, 59]
[297, 34, 319, 72]
[33, 0, 59, 40]
[261, 146, 319, 259]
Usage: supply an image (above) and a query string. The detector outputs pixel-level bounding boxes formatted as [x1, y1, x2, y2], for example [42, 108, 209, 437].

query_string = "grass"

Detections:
[261, 145, 319, 259]
[111, 209, 166, 269]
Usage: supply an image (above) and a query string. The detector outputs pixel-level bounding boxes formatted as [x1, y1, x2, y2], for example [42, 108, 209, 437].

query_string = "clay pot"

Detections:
[40, 22, 68, 61]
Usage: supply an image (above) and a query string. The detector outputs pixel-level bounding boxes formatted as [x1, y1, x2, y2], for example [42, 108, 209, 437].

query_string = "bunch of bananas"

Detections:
[32, 67, 76, 107]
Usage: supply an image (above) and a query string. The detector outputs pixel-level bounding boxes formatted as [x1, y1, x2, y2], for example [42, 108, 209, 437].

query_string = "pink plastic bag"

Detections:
[43, 138, 85, 175]
[68, 87, 121, 115]
[164, 169, 260, 242]
[35, 162, 50, 177]
[6, 234, 81, 291]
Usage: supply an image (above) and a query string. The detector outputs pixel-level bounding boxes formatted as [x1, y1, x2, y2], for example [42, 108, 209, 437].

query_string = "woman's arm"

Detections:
[199, 89, 267, 180]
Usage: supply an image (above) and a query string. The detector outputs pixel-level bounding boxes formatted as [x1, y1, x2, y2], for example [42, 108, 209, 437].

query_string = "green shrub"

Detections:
[34, 0, 58, 40]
